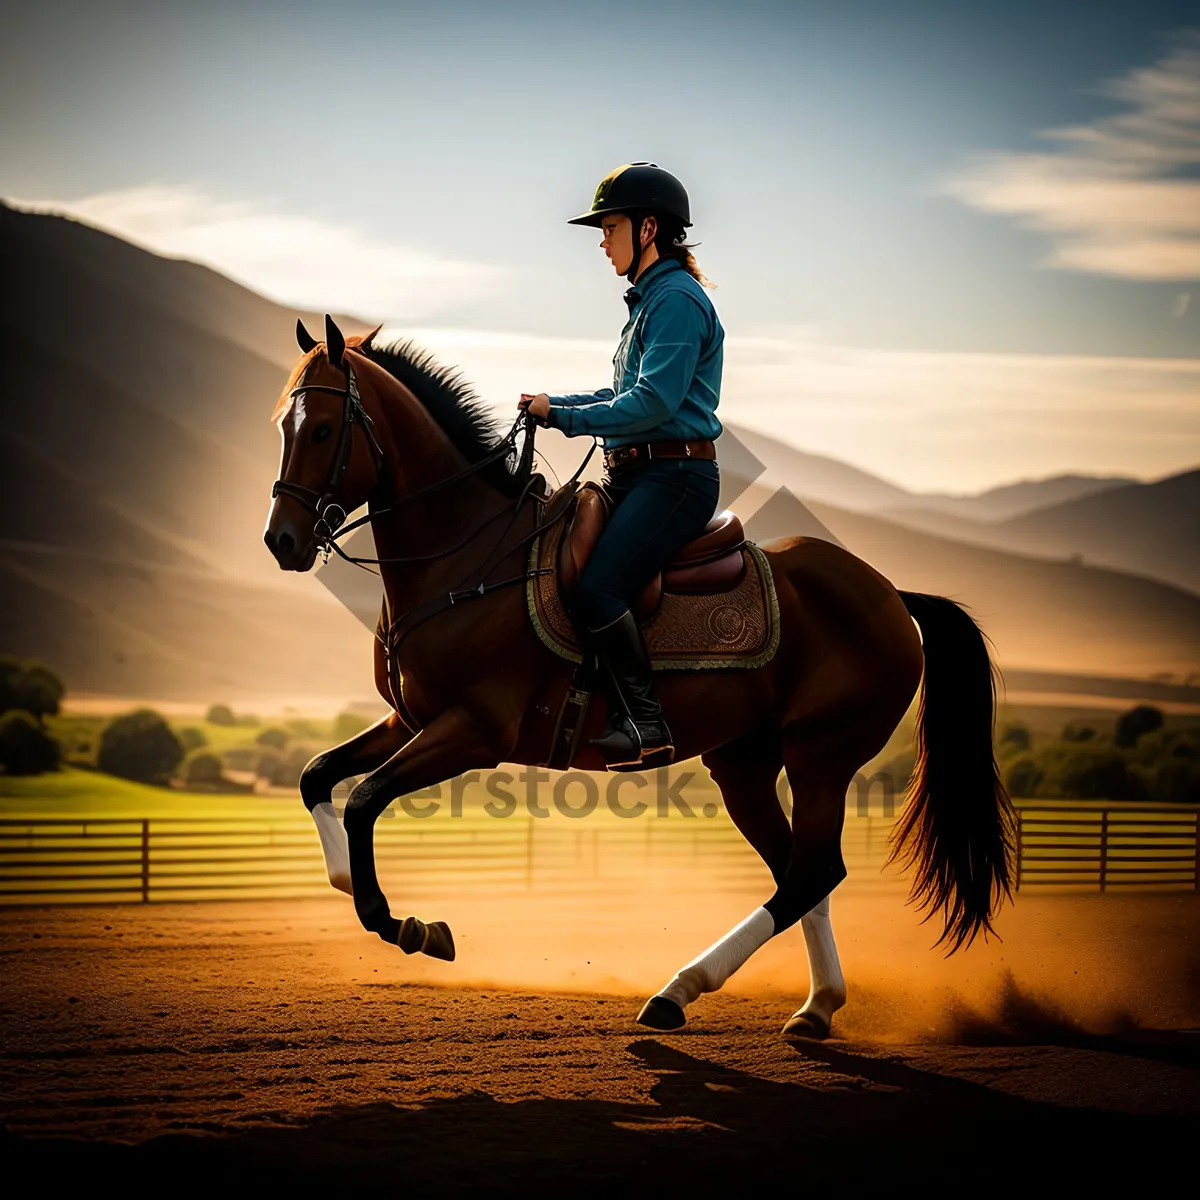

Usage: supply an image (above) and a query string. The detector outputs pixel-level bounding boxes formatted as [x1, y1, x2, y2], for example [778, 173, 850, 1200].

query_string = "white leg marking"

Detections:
[796, 893, 846, 1027]
[311, 801, 353, 895]
[657, 906, 776, 1011]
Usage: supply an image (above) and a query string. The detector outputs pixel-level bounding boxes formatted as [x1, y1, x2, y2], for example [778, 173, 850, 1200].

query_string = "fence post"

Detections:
[1098, 810, 1108, 893]
[1015, 809, 1022, 893]
[140, 819, 150, 903]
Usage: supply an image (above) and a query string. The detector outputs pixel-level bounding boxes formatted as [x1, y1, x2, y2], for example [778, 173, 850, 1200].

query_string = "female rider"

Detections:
[519, 162, 723, 769]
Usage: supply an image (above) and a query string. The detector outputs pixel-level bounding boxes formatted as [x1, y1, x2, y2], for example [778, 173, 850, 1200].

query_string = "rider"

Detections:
[519, 162, 724, 769]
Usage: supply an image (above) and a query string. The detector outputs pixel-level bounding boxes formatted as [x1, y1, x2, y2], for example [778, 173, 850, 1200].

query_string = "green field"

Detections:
[0, 767, 298, 820]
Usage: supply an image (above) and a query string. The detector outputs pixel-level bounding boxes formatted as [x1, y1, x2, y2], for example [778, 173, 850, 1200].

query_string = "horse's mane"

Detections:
[359, 338, 526, 497]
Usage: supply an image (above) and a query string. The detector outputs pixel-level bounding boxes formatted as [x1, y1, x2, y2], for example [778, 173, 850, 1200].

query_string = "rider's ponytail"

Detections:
[652, 213, 715, 289]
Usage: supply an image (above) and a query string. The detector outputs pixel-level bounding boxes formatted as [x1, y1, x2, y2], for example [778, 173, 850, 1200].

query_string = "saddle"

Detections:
[527, 482, 781, 768]
[557, 482, 748, 622]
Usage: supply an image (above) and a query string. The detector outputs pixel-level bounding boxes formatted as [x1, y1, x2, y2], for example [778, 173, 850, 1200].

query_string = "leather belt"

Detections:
[603, 438, 717, 473]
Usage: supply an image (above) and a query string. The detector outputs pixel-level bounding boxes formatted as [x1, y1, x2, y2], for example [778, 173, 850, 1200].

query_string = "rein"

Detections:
[272, 359, 599, 671]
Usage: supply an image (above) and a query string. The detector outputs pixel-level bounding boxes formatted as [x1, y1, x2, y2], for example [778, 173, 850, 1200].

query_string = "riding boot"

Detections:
[587, 610, 674, 769]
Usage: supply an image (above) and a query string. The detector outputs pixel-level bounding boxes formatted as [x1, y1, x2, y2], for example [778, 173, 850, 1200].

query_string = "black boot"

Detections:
[587, 610, 674, 769]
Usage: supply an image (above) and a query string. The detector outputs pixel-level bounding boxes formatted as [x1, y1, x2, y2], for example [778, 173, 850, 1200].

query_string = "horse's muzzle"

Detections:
[264, 519, 317, 571]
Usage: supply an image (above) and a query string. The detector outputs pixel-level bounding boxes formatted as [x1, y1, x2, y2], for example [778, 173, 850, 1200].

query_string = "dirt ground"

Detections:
[2, 889, 1198, 1193]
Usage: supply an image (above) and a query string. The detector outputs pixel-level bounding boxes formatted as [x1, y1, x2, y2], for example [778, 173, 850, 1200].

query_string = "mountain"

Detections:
[764, 495, 1200, 680]
[723, 423, 1136, 521]
[893, 473, 1136, 522]
[0, 203, 374, 703]
[883, 469, 1200, 595]
[728, 419, 1196, 595]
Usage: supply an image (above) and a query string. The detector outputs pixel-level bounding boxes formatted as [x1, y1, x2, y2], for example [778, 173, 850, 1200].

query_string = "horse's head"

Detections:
[264, 314, 385, 571]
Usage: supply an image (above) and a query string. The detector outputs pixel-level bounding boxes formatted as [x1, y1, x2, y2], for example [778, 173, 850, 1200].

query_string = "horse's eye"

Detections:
[312, 424, 333, 444]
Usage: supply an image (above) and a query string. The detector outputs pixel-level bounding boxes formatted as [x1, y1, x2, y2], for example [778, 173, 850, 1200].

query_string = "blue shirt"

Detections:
[544, 257, 724, 447]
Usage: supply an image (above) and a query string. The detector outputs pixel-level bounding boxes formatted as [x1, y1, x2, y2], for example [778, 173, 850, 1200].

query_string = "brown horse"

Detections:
[264, 314, 1015, 1037]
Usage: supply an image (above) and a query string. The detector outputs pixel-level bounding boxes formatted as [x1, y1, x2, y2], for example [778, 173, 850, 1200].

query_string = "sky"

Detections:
[3, 0, 1198, 493]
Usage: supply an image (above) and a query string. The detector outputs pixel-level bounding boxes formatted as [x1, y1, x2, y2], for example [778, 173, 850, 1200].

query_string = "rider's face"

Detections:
[600, 214, 632, 275]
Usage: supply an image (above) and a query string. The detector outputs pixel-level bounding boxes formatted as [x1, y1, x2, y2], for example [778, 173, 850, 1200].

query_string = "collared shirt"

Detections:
[544, 256, 724, 447]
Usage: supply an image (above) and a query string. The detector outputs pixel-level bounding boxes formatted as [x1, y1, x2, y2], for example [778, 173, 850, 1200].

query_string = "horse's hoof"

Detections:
[397, 916, 456, 960]
[422, 920, 456, 962]
[636, 996, 686, 1030]
[782, 1009, 831, 1040]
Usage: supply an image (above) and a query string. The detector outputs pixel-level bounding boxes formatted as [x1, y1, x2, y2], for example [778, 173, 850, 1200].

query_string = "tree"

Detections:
[270, 744, 316, 788]
[206, 704, 235, 727]
[1061, 723, 1096, 743]
[185, 752, 224, 788]
[0, 657, 65, 722]
[256, 727, 289, 750]
[17, 663, 64, 722]
[1147, 761, 1200, 804]
[255, 751, 282, 781]
[178, 726, 208, 752]
[1115, 705, 1164, 748]
[1006, 757, 1043, 798]
[0, 711, 61, 775]
[0, 657, 21, 713]
[998, 722, 1031, 755]
[97, 709, 184, 785]
[1055, 750, 1145, 801]
[334, 710, 371, 741]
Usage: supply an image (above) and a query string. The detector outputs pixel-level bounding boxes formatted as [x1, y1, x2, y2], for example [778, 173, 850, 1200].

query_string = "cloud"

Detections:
[379, 324, 1200, 493]
[16, 184, 509, 320]
[937, 31, 1200, 282]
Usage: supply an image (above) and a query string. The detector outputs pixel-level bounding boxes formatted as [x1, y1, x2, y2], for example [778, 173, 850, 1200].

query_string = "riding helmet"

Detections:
[568, 162, 692, 228]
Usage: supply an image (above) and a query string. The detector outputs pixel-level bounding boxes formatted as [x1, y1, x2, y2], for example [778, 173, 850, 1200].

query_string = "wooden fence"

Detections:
[1015, 804, 1200, 891]
[0, 811, 904, 907]
[0, 802, 1196, 907]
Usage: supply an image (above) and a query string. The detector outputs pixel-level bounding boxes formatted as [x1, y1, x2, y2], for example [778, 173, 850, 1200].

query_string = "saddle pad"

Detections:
[526, 516, 781, 670]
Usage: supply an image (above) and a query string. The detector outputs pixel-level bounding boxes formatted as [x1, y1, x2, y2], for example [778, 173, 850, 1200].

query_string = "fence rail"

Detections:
[1016, 805, 1199, 891]
[0, 801, 1196, 907]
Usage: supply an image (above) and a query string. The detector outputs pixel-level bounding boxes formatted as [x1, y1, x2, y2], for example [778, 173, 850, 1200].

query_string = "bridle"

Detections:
[270, 354, 598, 671]
[270, 362, 389, 545]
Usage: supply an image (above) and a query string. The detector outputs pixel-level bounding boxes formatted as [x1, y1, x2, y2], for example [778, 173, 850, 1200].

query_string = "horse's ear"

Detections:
[296, 319, 318, 354]
[325, 314, 346, 370]
[358, 324, 383, 352]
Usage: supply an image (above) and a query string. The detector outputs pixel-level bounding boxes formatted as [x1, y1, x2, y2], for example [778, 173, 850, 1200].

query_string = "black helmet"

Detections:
[568, 162, 692, 228]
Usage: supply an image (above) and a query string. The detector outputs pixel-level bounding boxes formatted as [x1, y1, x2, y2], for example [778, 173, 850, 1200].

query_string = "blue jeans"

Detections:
[576, 457, 721, 629]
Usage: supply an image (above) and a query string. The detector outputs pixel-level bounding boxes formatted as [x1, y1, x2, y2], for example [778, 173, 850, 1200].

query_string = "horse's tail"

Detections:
[889, 591, 1016, 953]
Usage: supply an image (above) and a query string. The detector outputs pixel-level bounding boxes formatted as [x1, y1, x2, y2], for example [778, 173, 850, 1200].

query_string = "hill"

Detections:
[0, 203, 374, 703]
[884, 469, 1200, 595]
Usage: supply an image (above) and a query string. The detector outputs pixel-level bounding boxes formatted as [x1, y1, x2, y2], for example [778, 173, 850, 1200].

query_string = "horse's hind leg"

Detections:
[637, 724, 790, 1030]
[299, 711, 414, 895]
[784, 893, 846, 1039]
[638, 724, 850, 1034]
[769, 734, 858, 1039]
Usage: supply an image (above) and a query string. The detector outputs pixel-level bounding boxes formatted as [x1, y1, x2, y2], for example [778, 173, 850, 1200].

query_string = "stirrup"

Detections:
[590, 714, 674, 770]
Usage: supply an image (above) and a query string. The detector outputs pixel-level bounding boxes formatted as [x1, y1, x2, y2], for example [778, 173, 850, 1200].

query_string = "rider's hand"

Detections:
[519, 393, 551, 421]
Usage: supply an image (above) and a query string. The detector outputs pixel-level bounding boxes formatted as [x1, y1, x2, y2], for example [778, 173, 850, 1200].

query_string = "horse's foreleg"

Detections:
[343, 708, 498, 959]
[299, 712, 415, 895]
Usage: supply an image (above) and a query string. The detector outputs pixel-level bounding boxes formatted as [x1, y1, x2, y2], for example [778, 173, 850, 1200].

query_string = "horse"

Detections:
[263, 314, 1015, 1038]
